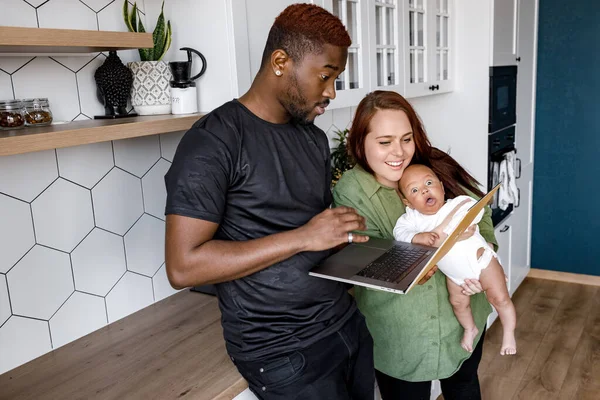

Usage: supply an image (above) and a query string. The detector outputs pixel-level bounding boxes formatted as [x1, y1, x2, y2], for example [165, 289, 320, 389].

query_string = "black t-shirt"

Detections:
[164, 100, 356, 360]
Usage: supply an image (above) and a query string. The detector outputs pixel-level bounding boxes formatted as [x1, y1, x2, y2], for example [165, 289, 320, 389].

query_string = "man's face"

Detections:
[281, 44, 348, 125]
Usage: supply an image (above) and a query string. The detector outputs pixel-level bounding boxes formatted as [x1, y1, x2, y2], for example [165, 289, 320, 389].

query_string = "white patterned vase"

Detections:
[128, 61, 172, 115]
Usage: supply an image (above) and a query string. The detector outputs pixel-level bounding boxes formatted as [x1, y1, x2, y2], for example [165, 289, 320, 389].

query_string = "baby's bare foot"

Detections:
[461, 326, 479, 353]
[501, 333, 517, 355]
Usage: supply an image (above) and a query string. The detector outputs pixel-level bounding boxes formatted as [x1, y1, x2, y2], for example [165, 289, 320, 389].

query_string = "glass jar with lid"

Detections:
[0, 99, 25, 130]
[23, 98, 53, 126]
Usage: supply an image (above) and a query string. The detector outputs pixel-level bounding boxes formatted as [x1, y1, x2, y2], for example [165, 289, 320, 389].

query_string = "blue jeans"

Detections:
[231, 310, 374, 400]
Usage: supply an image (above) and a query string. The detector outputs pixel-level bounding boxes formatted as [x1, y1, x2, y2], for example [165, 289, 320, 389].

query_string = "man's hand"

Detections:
[412, 232, 439, 247]
[297, 206, 369, 252]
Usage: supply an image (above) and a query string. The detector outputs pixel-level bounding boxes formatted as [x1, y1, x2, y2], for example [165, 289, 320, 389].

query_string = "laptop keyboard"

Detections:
[356, 246, 431, 283]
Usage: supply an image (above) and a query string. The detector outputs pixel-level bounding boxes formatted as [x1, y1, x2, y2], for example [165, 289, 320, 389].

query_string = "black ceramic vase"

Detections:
[94, 51, 135, 119]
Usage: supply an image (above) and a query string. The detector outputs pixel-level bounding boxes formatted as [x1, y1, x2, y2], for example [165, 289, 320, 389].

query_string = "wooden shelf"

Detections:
[0, 26, 153, 53]
[0, 114, 203, 156]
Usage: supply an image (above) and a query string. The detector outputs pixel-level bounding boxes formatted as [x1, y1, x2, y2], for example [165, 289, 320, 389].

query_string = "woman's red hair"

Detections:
[347, 90, 484, 199]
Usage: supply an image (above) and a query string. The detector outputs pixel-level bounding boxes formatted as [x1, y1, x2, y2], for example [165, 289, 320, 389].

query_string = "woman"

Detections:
[333, 91, 497, 400]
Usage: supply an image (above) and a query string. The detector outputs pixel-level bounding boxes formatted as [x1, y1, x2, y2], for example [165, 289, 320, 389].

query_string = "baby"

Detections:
[394, 164, 517, 355]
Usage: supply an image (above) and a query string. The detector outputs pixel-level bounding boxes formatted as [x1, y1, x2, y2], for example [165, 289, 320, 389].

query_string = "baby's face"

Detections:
[399, 165, 445, 215]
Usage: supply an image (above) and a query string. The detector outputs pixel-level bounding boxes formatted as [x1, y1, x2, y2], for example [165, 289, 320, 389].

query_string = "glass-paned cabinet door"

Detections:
[404, 0, 454, 98]
[323, 0, 370, 108]
[369, 0, 402, 91]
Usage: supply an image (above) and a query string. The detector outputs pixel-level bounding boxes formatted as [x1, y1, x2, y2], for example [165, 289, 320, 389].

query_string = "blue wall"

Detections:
[532, 0, 600, 276]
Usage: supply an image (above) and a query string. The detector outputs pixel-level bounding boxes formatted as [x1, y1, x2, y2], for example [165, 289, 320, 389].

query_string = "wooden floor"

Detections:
[476, 277, 600, 400]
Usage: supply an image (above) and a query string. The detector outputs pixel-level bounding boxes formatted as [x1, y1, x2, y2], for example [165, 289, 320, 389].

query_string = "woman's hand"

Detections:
[461, 279, 483, 295]
[457, 224, 476, 241]
[418, 266, 438, 285]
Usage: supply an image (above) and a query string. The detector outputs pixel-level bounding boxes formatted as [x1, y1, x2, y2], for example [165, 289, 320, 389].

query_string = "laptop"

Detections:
[309, 184, 500, 294]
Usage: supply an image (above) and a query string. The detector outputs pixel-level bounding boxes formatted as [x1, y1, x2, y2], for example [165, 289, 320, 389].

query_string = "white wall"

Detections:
[145, 0, 238, 111]
[410, 0, 491, 186]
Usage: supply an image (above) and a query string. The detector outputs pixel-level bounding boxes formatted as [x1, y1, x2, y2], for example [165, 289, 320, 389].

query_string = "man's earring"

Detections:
[275, 70, 282, 76]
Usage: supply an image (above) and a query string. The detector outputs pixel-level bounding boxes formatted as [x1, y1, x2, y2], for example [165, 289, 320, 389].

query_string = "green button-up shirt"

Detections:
[333, 165, 497, 382]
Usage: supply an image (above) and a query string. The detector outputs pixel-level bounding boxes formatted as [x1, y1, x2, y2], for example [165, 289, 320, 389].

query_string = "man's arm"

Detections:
[165, 206, 368, 289]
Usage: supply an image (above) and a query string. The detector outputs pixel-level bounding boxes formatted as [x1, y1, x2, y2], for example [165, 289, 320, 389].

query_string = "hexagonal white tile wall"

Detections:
[0, 150, 58, 202]
[49, 292, 107, 349]
[152, 264, 180, 302]
[105, 272, 153, 323]
[0, 71, 13, 101]
[7, 245, 73, 320]
[142, 158, 171, 219]
[52, 55, 98, 73]
[32, 179, 94, 252]
[0, 316, 52, 375]
[77, 55, 109, 118]
[92, 168, 144, 235]
[71, 228, 126, 296]
[314, 109, 333, 138]
[113, 136, 161, 178]
[0, 275, 10, 327]
[38, 0, 98, 30]
[0, 57, 34, 75]
[0, 0, 37, 28]
[99, 0, 135, 32]
[12, 57, 80, 122]
[57, 141, 114, 189]
[0, 194, 35, 274]
[80, 0, 114, 12]
[124, 215, 165, 277]
[24, 0, 48, 7]
[159, 131, 185, 162]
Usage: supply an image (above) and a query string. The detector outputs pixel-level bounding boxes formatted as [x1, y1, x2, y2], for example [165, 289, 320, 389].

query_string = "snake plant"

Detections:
[123, 0, 172, 61]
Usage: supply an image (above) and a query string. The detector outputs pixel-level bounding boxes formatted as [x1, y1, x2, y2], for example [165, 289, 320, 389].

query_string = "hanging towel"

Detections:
[504, 150, 520, 207]
[498, 159, 510, 210]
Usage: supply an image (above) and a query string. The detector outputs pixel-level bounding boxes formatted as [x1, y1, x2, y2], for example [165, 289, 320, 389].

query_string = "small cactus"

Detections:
[123, 0, 172, 61]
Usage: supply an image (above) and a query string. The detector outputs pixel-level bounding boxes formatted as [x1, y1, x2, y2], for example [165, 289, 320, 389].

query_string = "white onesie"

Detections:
[393, 195, 498, 286]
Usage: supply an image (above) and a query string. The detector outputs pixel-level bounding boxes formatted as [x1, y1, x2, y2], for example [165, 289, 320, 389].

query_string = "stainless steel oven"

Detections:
[489, 66, 517, 133]
[488, 126, 520, 226]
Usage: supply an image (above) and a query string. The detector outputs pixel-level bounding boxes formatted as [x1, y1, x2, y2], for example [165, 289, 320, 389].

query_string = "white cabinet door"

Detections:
[510, 162, 532, 294]
[368, 0, 404, 94]
[403, 0, 455, 98]
[492, 0, 520, 66]
[325, 0, 371, 109]
[515, 0, 538, 165]
[488, 219, 512, 328]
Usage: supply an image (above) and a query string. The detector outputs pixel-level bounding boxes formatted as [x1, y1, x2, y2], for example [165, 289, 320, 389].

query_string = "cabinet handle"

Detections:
[428, 85, 440, 91]
[516, 57, 521, 62]
[515, 157, 522, 179]
[514, 188, 521, 208]
[500, 225, 509, 232]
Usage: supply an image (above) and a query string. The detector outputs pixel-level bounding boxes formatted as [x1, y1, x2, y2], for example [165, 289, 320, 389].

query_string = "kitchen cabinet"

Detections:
[326, 0, 371, 108]
[403, 0, 455, 98]
[510, 162, 532, 294]
[488, 218, 512, 327]
[491, 0, 520, 66]
[367, 0, 403, 94]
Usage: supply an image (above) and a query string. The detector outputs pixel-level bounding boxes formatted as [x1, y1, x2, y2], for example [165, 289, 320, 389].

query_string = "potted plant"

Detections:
[123, 0, 173, 115]
[331, 128, 355, 187]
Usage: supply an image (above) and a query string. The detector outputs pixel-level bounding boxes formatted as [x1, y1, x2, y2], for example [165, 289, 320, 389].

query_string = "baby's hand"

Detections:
[412, 232, 439, 247]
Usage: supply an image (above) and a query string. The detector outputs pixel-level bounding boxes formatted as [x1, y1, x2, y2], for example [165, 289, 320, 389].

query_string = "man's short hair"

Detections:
[260, 3, 351, 70]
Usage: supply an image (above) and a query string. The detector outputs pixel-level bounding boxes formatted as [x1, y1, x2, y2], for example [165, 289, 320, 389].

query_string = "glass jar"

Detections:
[0, 99, 25, 130]
[23, 98, 53, 126]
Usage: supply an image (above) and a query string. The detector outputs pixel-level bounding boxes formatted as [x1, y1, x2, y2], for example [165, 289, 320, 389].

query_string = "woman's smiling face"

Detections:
[364, 109, 416, 188]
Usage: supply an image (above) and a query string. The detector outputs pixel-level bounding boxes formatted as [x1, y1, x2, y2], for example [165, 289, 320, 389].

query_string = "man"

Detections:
[164, 4, 374, 399]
